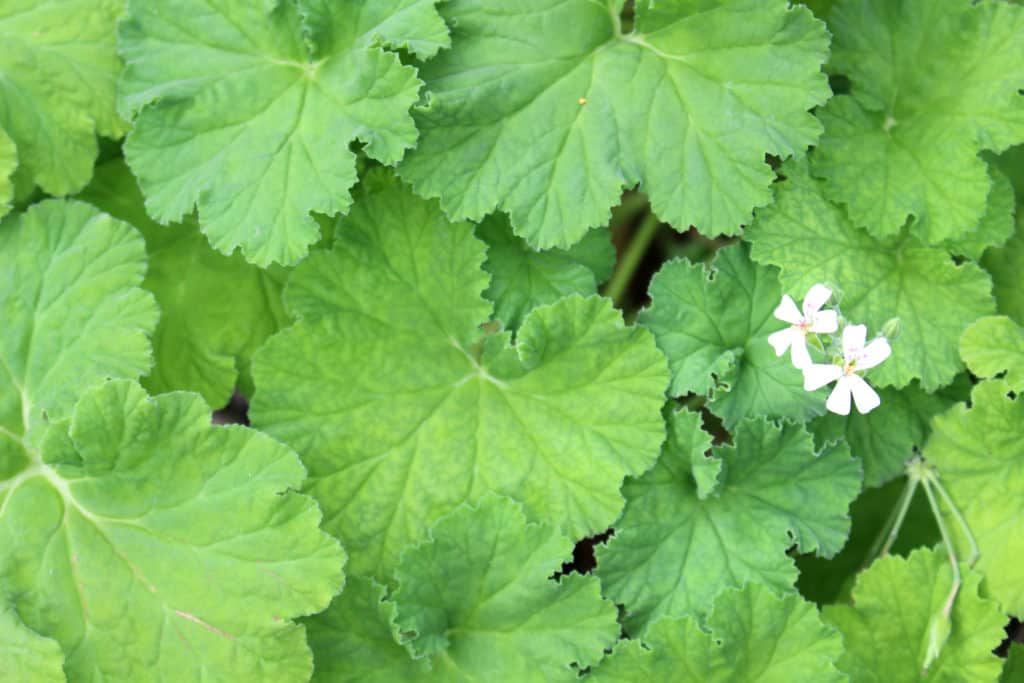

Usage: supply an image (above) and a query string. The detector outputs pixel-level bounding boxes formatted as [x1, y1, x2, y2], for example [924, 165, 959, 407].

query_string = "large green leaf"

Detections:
[392, 496, 617, 680]
[746, 161, 995, 390]
[589, 584, 845, 682]
[78, 160, 291, 408]
[982, 214, 1024, 326]
[307, 577, 430, 683]
[251, 171, 669, 578]
[0, 0, 125, 196]
[640, 242, 826, 427]
[308, 497, 618, 682]
[399, 0, 830, 248]
[823, 548, 1005, 682]
[812, 0, 1024, 244]
[119, 0, 445, 266]
[925, 379, 1024, 617]
[959, 316, 1024, 391]
[0, 604, 65, 683]
[0, 128, 14, 219]
[810, 381, 960, 487]
[0, 381, 345, 681]
[595, 417, 860, 634]
[480, 214, 614, 331]
[0, 199, 158, 477]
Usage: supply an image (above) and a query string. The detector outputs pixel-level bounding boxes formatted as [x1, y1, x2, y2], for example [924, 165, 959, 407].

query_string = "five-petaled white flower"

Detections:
[803, 324, 892, 415]
[768, 284, 838, 369]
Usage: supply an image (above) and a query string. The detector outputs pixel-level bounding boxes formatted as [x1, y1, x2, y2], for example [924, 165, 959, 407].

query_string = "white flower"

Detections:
[767, 284, 838, 369]
[803, 324, 892, 415]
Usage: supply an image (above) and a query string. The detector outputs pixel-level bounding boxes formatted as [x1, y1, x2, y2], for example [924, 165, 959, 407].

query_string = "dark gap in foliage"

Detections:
[212, 390, 250, 426]
[553, 528, 614, 580]
[995, 618, 1024, 657]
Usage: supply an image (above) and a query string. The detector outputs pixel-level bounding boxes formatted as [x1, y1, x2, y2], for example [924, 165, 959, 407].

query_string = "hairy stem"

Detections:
[605, 211, 661, 308]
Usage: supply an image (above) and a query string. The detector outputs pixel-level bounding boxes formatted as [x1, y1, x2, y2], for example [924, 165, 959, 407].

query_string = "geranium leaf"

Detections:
[390, 496, 618, 680]
[589, 584, 845, 682]
[0, 129, 14, 219]
[307, 577, 430, 683]
[823, 548, 1006, 682]
[595, 417, 860, 634]
[77, 160, 291, 408]
[811, 0, 1024, 244]
[250, 171, 669, 578]
[0, 605, 65, 682]
[119, 0, 441, 266]
[0, 0, 125, 196]
[960, 316, 1024, 391]
[939, 168, 1016, 260]
[639, 242, 826, 427]
[480, 214, 614, 331]
[399, 0, 830, 248]
[0, 199, 158, 470]
[924, 379, 1024, 616]
[810, 381, 961, 487]
[746, 160, 995, 390]
[0, 381, 345, 681]
[982, 214, 1024, 326]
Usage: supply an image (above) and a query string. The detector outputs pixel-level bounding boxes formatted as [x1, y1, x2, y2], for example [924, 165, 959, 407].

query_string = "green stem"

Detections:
[931, 475, 980, 567]
[863, 474, 918, 570]
[921, 480, 962, 619]
[605, 212, 660, 308]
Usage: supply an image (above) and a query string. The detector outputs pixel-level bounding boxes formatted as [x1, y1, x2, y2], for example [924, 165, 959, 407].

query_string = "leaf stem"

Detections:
[605, 211, 661, 308]
[863, 474, 918, 570]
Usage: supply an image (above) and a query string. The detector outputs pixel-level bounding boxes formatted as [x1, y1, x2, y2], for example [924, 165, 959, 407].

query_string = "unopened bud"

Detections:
[880, 317, 901, 341]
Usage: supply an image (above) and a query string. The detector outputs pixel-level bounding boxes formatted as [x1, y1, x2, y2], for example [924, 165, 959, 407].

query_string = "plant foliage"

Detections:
[1, 0, 1022, 680]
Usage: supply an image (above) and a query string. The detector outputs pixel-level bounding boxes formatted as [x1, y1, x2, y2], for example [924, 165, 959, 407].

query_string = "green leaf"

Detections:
[1003, 644, 1024, 683]
[595, 417, 861, 634]
[307, 577, 431, 683]
[810, 381, 960, 487]
[667, 408, 718, 500]
[0, 604, 65, 682]
[746, 161, 995, 390]
[823, 548, 1006, 682]
[0, 380, 345, 681]
[399, 0, 830, 248]
[924, 380, 1024, 616]
[940, 168, 1016, 261]
[119, 0, 441, 266]
[480, 214, 614, 331]
[811, 0, 1024, 244]
[796, 476, 939, 606]
[640, 242, 826, 427]
[391, 496, 618, 680]
[77, 160, 291, 408]
[960, 316, 1024, 391]
[251, 171, 669, 578]
[982, 214, 1024, 326]
[0, 128, 14, 219]
[0, 0, 125, 196]
[589, 584, 845, 682]
[0, 200, 158, 476]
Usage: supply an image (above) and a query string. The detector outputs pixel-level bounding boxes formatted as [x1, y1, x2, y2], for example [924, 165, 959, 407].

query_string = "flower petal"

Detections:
[826, 376, 853, 415]
[774, 295, 803, 325]
[802, 284, 832, 315]
[789, 334, 812, 369]
[767, 328, 797, 356]
[810, 310, 838, 334]
[848, 374, 881, 414]
[842, 324, 867, 361]
[857, 337, 892, 371]
[803, 363, 842, 391]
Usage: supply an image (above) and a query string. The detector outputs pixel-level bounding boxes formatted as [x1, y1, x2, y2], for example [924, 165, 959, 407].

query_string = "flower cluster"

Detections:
[769, 285, 891, 415]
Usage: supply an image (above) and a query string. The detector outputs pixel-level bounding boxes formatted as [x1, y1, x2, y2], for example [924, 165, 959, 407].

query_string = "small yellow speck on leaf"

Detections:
[578, 97, 587, 105]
